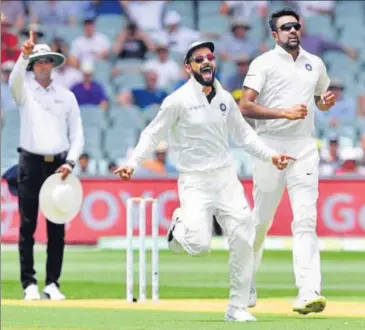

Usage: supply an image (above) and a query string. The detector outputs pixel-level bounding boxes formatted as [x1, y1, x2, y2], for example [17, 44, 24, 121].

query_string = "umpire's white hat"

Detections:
[26, 44, 66, 71]
[39, 173, 83, 225]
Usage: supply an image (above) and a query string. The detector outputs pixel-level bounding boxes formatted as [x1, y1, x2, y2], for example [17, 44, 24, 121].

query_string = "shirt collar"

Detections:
[274, 44, 309, 61]
[31, 78, 56, 92]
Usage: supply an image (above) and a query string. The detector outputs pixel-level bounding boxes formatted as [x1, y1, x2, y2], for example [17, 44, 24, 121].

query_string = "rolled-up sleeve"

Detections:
[9, 54, 29, 106]
[243, 57, 266, 94]
[126, 97, 180, 169]
[66, 93, 84, 162]
[227, 96, 276, 162]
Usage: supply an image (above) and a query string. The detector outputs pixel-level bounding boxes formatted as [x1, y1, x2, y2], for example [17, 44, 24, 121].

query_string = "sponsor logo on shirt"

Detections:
[188, 105, 205, 111]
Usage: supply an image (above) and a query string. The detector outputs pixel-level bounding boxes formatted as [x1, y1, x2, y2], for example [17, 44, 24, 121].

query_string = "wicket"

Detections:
[126, 197, 159, 303]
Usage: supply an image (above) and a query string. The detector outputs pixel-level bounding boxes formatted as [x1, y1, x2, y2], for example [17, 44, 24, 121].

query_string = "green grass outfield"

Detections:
[2, 249, 365, 329]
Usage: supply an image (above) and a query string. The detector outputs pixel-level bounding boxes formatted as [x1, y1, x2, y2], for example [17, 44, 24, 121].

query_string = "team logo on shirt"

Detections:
[220, 103, 227, 112]
[305, 63, 312, 71]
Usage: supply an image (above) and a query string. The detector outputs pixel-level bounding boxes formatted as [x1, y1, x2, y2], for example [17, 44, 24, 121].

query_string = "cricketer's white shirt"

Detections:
[243, 45, 330, 139]
[9, 55, 84, 162]
[127, 77, 276, 173]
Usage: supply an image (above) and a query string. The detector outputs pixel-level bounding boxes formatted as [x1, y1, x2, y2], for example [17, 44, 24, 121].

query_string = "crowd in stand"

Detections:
[1, 0, 365, 177]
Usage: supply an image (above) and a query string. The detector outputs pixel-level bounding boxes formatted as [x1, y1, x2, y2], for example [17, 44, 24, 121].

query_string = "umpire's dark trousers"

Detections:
[17, 148, 67, 289]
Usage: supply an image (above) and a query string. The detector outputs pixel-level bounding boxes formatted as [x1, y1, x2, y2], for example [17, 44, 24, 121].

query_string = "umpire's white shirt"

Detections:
[9, 55, 84, 162]
[127, 77, 276, 173]
[243, 45, 330, 139]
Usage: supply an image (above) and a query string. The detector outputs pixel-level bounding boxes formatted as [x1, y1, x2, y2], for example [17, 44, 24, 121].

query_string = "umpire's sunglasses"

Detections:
[277, 22, 301, 32]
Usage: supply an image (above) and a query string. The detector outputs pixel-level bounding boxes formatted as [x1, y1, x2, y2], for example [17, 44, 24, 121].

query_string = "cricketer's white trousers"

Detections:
[252, 135, 321, 294]
[172, 166, 254, 309]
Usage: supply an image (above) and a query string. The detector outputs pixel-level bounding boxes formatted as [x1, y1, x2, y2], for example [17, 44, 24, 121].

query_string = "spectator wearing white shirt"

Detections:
[9, 34, 84, 301]
[121, 0, 167, 32]
[69, 17, 111, 69]
[287, 1, 335, 18]
[219, 1, 268, 20]
[152, 11, 201, 55]
[143, 41, 180, 90]
[50, 37, 82, 90]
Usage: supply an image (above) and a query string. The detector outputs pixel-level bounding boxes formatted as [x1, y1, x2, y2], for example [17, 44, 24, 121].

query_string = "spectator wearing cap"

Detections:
[121, 0, 167, 32]
[152, 10, 201, 55]
[299, 18, 357, 60]
[50, 38, 83, 90]
[225, 55, 252, 93]
[0, 0, 26, 30]
[117, 70, 167, 110]
[219, 1, 268, 20]
[316, 79, 357, 128]
[69, 17, 110, 69]
[73, 152, 97, 176]
[1, 61, 17, 113]
[139, 141, 178, 176]
[218, 19, 262, 61]
[143, 42, 180, 90]
[70, 60, 108, 111]
[319, 135, 341, 176]
[113, 22, 155, 61]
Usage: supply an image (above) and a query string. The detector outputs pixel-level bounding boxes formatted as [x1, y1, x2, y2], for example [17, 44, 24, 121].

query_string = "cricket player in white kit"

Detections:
[240, 9, 336, 314]
[114, 41, 295, 322]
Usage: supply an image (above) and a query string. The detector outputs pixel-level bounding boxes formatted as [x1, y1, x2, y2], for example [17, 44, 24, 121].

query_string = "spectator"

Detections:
[70, 60, 109, 111]
[113, 22, 155, 60]
[225, 55, 252, 93]
[143, 41, 180, 90]
[69, 17, 111, 68]
[299, 18, 357, 60]
[20, 23, 46, 45]
[319, 136, 341, 176]
[316, 79, 357, 127]
[219, 1, 268, 20]
[74, 153, 96, 176]
[335, 149, 361, 176]
[29, 0, 77, 27]
[218, 19, 262, 61]
[359, 134, 365, 171]
[117, 70, 167, 110]
[121, 0, 167, 32]
[140, 141, 178, 176]
[1, 33, 21, 64]
[0, 0, 26, 30]
[51, 38, 83, 90]
[152, 11, 201, 55]
[1, 61, 17, 113]
[108, 161, 118, 174]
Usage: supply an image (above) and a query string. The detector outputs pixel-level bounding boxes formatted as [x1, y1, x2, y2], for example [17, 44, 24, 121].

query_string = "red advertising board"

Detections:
[1, 179, 365, 244]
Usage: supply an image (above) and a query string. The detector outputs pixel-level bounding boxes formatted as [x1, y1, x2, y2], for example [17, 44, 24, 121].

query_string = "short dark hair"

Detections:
[269, 8, 300, 32]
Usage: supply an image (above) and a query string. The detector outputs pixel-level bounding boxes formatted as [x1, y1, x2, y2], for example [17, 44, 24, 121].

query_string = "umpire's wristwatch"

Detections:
[66, 160, 76, 169]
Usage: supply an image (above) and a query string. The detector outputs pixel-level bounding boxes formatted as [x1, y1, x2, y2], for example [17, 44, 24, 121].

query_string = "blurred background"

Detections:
[1, 0, 365, 246]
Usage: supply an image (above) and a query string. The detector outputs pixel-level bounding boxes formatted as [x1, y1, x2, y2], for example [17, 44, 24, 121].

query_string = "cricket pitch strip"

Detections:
[3, 298, 365, 318]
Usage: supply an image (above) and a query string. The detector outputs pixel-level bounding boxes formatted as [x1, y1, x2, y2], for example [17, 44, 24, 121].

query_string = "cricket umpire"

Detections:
[9, 31, 84, 300]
